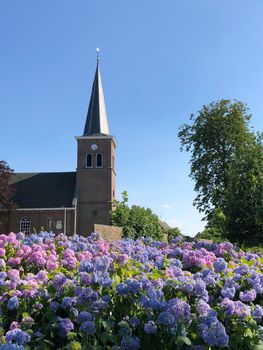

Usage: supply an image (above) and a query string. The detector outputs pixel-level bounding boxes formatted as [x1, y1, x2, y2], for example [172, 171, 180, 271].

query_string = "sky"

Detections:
[1, 1, 263, 236]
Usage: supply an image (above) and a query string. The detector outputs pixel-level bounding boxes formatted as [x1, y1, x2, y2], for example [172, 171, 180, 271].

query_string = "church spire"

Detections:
[83, 50, 110, 136]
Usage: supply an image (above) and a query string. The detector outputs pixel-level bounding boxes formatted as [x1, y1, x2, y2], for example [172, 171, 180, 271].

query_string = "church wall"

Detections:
[77, 202, 113, 234]
[0, 209, 75, 235]
[76, 137, 116, 234]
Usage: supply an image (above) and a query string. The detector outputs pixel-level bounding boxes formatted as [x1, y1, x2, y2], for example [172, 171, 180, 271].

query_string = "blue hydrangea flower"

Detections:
[120, 335, 140, 350]
[168, 298, 191, 323]
[213, 258, 227, 273]
[5, 329, 30, 345]
[7, 296, 19, 311]
[252, 305, 263, 319]
[0, 345, 25, 350]
[77, 287, 98, 304]
[194, 279, 209, 301]
[49, 301, 60, 312]
[77, 311, 93, 324]
[116, 283, 130, 295]
[80, 321, 96, 335]
[144, 320, 157, 334]
[93, 256, 111, 272]
[157, 311, 175, 326]
[129, 317, 140, 328]
[61, 297, 76, 309]
[79, 259, 94, 273]
[199, 320, 229, 348]
[221, 287, 236, 299]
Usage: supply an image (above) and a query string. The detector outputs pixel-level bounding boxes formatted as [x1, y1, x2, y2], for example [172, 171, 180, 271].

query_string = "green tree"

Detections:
[223, 137, 263, 244]
[167, 227, 182, 242]
[179, 99, 263, 243]
[0, 160, 15, 210]
[110, 191, 162, 240]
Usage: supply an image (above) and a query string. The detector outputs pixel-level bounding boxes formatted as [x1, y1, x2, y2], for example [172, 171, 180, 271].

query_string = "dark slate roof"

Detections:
[83, 61, 110, 136]
[10, 172, 76, 208]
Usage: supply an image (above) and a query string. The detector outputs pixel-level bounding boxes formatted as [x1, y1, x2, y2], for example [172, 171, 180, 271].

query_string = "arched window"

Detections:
[20, 216, 31, 235]
[96, 153, 103, 168]
[86, 154, 92, 168]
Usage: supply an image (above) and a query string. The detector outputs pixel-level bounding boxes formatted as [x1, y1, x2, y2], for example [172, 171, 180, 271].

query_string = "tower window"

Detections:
[96, 153, 103, 168]
[20, 216, 31, 235]
[86, 154, 92, 168]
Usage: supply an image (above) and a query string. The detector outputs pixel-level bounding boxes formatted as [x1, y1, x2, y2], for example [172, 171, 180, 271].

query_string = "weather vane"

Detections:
[96, 48, 100, 62]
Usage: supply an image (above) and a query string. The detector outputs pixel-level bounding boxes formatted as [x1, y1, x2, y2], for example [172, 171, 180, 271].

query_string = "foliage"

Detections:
[178, 99, 263, 244]
[223, 137, 263, 244]
[1, 232, 263, 349]
[0, 160, 15, 210]
[196, 227, 226, 243]
[111, 191, 162, 240]
[167, 227, 182, 242]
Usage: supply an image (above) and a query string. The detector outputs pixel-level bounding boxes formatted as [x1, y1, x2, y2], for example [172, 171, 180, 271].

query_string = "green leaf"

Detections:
[176, 336, 192, 346]
[244, 328, 253, 339]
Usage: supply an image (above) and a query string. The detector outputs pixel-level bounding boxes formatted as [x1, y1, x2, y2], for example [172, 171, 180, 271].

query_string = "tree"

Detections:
[167, 227, 182, 242]
[110, 191, 163, 240]
[223, 137, 263, 244]
[0, 160, 15, 210]
[179, 99, 263, 243]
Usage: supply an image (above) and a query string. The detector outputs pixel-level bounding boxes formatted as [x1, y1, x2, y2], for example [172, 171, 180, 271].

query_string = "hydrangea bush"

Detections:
[0, 232, 263, 349]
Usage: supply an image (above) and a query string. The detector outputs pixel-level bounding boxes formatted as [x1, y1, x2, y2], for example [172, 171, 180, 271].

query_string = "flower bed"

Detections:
[0, 232, 263, 349]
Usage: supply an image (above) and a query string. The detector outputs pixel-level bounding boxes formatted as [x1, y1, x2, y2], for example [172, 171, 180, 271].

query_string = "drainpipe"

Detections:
[74, 199, 77, 235]
[64, 209, 67, 234]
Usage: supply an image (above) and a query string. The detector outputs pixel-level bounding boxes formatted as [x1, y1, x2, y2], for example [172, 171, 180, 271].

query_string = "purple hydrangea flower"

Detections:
[53, 273, 67, 290]
[239, 289, 257, 302]
[58, 318, 74, 337]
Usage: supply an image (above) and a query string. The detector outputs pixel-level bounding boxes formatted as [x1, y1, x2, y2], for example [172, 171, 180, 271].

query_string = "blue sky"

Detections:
[1, 1, 263, 236]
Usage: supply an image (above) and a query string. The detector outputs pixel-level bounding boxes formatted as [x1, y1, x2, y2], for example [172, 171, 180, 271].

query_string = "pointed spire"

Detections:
[83, 50, 110, 136]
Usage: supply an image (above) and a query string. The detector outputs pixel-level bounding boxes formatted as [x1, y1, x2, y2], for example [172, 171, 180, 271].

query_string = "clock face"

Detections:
[91, 144, 98, 151]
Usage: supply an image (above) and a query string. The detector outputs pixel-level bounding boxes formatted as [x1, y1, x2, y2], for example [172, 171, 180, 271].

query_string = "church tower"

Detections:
[76, 56, 116, 234]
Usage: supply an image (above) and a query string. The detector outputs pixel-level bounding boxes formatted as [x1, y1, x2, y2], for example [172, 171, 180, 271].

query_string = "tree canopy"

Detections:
[110, 191, 163, 240]
[179, 99, 263, 244]
[0, 160, 15, 210]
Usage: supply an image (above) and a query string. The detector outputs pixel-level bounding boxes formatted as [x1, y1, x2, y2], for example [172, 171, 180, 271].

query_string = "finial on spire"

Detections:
[96, 48, 100, 64]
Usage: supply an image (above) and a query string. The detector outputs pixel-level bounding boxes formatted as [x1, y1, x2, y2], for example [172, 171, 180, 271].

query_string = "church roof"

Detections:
[10, 172, 76, 208]
[83, 58, 110, 136]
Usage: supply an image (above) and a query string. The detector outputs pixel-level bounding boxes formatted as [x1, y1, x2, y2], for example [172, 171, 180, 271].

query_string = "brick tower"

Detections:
[76, 55, 116, 234]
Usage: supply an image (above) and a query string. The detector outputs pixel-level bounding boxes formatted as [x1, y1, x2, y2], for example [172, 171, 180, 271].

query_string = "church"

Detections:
[0, 57, 117, 235]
